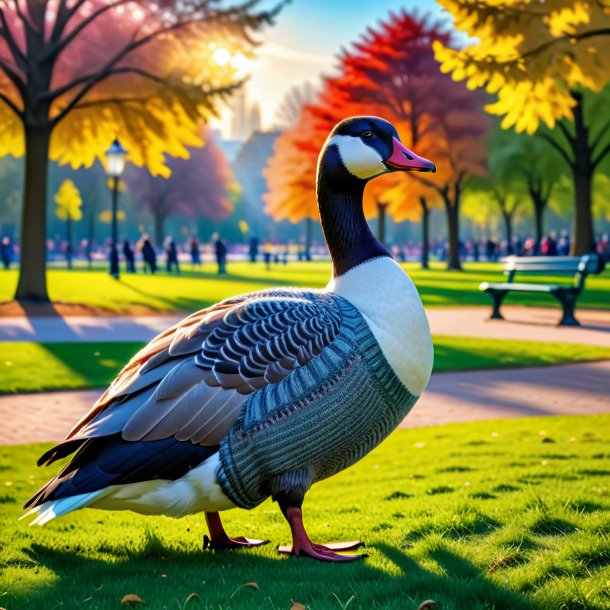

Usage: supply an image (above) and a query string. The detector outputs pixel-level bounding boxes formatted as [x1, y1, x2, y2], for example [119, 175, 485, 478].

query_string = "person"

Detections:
[164, 236, 179, 274]
[123, 239, 136, 273]
[189, 237, 201, 269]
[547, 231, 558, 256]
[212, 232, 226, 274]
[248, 236, 259, 263]
[1, 236, 13, 270]
[558, 230, 570, 256]
[485, 238, 497, 262]
[139, 235, 157, 274]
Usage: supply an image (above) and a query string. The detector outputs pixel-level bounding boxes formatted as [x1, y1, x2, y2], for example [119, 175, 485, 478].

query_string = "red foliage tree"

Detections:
[332, 10, 490, 270]
[124, 131, 234, 246]
[265, 10, 490, 269]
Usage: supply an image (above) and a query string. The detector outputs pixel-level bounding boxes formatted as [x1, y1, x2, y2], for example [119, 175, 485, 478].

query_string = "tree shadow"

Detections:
[11, 535, 549, 609]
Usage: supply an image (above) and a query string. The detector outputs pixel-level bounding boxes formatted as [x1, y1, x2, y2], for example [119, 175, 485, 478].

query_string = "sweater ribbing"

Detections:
[216, 295, 418, 509]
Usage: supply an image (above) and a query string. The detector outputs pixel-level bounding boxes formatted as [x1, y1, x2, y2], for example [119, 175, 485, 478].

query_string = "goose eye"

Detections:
[360, 131, 374, 140]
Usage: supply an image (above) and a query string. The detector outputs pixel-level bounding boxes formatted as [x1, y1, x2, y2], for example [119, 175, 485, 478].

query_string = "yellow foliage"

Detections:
[99, 210, 126, 223]
[435, 0, 610, 132]
[0, 9, 259, 176]
[54, 179, 83, 221]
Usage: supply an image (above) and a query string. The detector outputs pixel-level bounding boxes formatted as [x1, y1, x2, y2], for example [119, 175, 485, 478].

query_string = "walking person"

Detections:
[123, 239, 136, 273]
[189, 237, 201, 270]
[212, 232, 227, 275]
[139, 235, 157, 274]
[0, 236, 13, 270]
[164, 237, 180, 274]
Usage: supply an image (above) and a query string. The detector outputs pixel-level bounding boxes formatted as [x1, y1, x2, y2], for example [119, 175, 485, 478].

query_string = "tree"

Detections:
[435, 0, 610, 254]
[320, 10, 489, 269]
[124, 131, 234, 245]
[54, 178, 82, 269]
[0, 0, 282, 301]
[265, 11, 490, 268]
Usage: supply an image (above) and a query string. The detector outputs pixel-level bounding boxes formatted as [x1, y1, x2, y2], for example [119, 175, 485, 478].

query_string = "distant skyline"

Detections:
[213, 0, 447, 135]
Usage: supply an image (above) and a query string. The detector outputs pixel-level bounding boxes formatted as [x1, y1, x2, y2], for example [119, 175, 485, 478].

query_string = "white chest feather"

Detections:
[327, 257, 433, 396]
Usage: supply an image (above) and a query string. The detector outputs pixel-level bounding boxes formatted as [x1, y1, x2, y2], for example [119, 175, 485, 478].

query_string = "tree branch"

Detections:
[0, 90, 23, 118]
[43, 66, 168, 103]
[0, 9, 27, 69]
[556, 119, 575, 148]
[0, 55, 26, 98]
[592, 142, 610, 169]
[521, 28, 610, 61]
[44, 0, 132, 60]
[50, 0, 89, 44]
[591, 118, 610, 156]
[539, 133, 573, 167]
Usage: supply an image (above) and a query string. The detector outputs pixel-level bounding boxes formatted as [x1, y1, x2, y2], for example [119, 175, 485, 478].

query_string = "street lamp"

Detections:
[104, 138, 127, 278]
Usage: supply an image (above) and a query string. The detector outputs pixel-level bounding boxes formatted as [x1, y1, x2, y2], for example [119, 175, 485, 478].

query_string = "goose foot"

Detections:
[204, 511, 268, 551]
[278, 506, 367, 562]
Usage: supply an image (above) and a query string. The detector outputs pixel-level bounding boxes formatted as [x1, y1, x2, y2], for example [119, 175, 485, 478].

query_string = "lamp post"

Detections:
[104, 139, 127, 278]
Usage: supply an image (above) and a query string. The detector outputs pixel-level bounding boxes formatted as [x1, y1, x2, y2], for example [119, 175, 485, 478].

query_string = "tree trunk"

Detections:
[420, 197, 429, 270]
[153, 210, 165, 249]
[570, 93, 595, 255]
[14, 125, 52, 301]
[377, 202, 387, 245]
[502, 211, 513, 254]
[445, 197, 462, 271]
[572, 167, 595, 254]
[304, 217, 312, 261]
[66, 217, 72, 270]
[531, 193, 544, 254]
[87, 198, 95, 269]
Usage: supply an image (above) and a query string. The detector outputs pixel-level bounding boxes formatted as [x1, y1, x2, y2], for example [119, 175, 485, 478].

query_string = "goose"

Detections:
[23, 116, 436, 562]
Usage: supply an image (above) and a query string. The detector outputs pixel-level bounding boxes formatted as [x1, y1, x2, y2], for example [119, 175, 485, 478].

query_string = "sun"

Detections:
[212, 47, 232, 66]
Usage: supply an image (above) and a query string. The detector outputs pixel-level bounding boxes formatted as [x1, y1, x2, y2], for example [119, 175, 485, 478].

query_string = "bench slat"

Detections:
[481, 282, 559, 293]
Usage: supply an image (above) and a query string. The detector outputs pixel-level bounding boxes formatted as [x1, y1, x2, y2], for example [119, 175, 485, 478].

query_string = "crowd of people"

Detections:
[1, 230, 610, 273]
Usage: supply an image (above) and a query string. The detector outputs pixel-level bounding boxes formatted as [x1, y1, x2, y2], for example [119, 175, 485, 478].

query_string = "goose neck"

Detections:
[317, 173, 390, 278]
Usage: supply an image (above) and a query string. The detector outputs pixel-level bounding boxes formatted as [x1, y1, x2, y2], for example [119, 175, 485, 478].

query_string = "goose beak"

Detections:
[386, 137, 436, 173]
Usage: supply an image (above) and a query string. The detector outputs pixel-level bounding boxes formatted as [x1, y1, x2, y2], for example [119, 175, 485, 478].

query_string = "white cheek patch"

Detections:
[328, 135, 388, 179]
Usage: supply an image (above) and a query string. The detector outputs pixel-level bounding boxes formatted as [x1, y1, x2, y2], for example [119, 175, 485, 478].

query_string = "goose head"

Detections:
[316, 116, 436, 278]
[318, 116, 436, 186]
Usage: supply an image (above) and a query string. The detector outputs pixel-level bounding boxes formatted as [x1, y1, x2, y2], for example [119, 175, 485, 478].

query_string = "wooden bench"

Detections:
[480, 254, 605, 326]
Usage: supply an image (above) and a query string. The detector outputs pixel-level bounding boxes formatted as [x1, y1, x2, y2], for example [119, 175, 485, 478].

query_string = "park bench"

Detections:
[479, 254, 605, 326]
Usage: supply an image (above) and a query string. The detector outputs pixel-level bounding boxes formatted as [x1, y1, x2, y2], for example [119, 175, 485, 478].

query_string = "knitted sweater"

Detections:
[216, 295, 418, 509]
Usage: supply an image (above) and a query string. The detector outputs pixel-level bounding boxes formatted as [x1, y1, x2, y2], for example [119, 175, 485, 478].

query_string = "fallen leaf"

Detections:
[418, 601, 436, 610]
[291, 602, 306, 610]
[185, 593, 200, 604]
[230, 582, 259, 599]
[120, 593, 145, 606]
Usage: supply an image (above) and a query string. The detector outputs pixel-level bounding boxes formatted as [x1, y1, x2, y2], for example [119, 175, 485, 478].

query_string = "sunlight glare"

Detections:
[213, 47, 232, 66]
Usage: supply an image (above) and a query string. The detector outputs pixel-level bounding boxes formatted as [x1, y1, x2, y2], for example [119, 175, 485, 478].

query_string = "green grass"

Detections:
[1, 261, 609, 313]
[1, 338, 609, 394]
[1, 416, 609, 609]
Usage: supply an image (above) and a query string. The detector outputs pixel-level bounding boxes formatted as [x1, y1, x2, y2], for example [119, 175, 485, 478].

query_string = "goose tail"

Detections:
[20, 490, 106, 526]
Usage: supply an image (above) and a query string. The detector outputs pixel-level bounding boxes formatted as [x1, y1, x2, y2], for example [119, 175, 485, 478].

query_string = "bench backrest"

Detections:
[502, 254, 604, 290]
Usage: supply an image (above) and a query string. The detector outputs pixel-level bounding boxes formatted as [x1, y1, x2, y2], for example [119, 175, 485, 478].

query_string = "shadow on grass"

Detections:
[14, 536, 546, 610]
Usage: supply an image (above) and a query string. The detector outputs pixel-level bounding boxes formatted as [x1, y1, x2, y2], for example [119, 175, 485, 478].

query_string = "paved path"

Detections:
[1, 306, 609, 345]
[1, 361, 608, 446]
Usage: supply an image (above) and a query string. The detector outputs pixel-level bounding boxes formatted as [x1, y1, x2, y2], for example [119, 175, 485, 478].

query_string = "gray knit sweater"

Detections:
[216, 295, 418, 509]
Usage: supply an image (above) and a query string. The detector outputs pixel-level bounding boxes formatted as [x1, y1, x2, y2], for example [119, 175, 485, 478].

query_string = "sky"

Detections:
[215, 0, 447, 134]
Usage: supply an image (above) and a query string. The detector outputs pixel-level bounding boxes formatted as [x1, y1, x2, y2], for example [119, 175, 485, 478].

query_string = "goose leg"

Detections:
[277, 505, 366, 562]
[203, 511, 269, 550]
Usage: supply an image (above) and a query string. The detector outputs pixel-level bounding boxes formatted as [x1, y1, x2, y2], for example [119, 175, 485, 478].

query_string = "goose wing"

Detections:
[26, 289, 343, 507]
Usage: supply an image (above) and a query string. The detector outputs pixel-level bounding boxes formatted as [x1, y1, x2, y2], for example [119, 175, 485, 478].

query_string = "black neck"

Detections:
[317, 166, 390, 279]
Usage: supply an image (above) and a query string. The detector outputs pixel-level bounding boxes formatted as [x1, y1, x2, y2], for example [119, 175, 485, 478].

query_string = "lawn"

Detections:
[1, 261, 609, 314]
[1, 338, 610, 394]
[1, 415, 609, 609]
